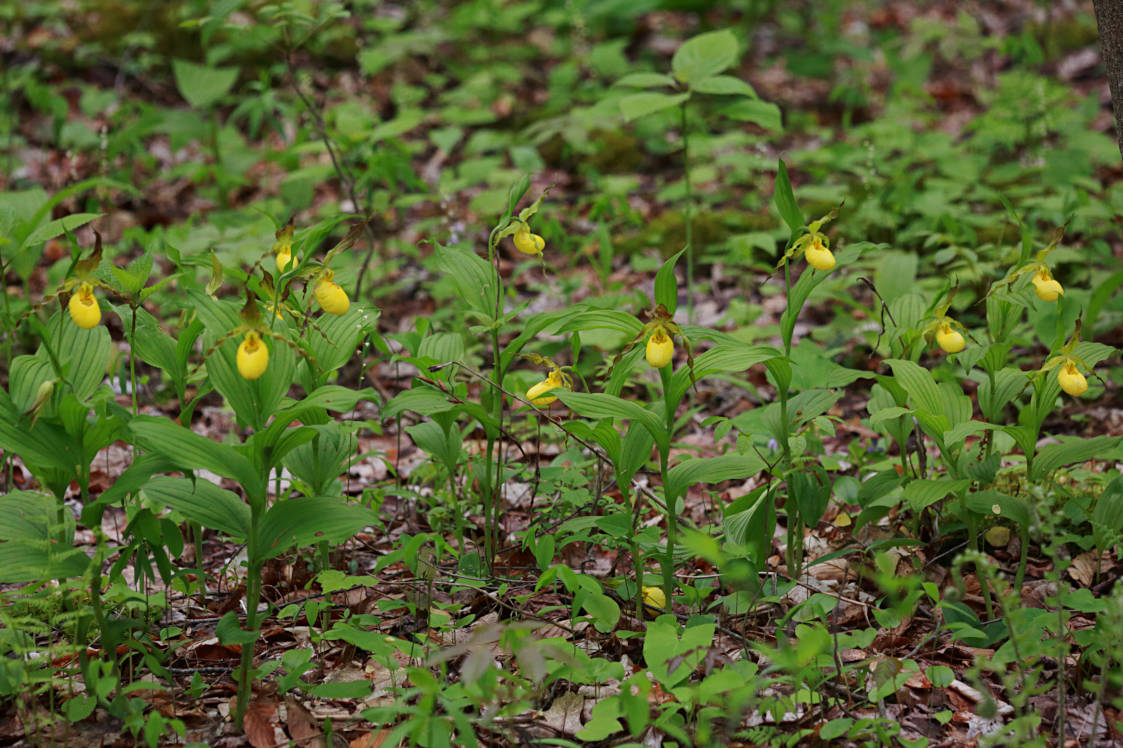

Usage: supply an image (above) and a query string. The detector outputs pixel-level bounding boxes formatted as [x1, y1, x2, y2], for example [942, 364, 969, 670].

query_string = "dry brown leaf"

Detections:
[542, 691, 584, 735]
[285, 697, 325, 748]
[1067, 551, 1099, 588]
[350, 729, 397, 748]
[244, 699, 278, 748]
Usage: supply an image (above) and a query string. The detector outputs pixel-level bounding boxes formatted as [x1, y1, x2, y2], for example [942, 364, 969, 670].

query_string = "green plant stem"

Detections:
[1015, 525, 1029, 591]
[234, 502, 264, 730]
[779, 263, 800, 577]
[680, 102, 694, 324]
[482, 228, 506, 576]
[128, 302, 139, 415]
[659, 365, 676, 609]
[630, 489, 644, 619]
[964, 509, 994, 619]
[193, 522, 206, 603]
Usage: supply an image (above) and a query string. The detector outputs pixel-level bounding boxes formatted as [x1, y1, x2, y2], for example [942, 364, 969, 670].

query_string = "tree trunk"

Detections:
[1094, 0, 1123, 161]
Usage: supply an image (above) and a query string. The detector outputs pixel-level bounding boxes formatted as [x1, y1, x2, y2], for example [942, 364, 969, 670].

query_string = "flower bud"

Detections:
[1058, 362, 1087, 397]
[513, 225, 545, 255]
[805, 236, 836, 272]
[936, 323, 965, 354]
[237, 331, 269, 380]
[315, 271, 350, 315]
[641, 585, 666, 617]
[68, 283, 101, 329]
[645, 326, 674, 368]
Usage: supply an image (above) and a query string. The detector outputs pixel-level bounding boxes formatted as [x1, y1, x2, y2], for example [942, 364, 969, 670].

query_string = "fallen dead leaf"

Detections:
[350, 729, 396, 748]
[244, 699, 278, 748]
[1067, 551, 1100, 588]
[285, 697, 325, 748]
[542, 691, 584, 735]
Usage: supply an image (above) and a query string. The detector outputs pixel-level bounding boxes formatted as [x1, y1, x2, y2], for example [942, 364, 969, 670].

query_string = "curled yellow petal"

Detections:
[315, 272, 350, 315]
[68, 283, 101, 329]
[1032, 269, 1063, 302]
[276, 246, 293, 273]
[237, 331, 269, 380]
[1058, 362, 1087, 397]
[645, 326, 673, 368]
[805, 236, 836, 272]
[513, 225, 545, 255]
[527, 370, 563, 406]
[936, 323, 965, 354]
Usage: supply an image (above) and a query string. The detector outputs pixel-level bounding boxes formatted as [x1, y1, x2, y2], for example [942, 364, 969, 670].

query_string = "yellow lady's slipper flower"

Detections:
[804, 235, 836, 272]
[68, 283, 101, 329]
[936, 323, 965, 354]
[513, 224, 545, 256]
[1058, 362, 1087, 397]
[1031, 268, 1063, 302]
[646, 325, 673, 368]
[276, 245, 293, 273]
[236, 331, 269, 380]
[315, 270, 350, 315]
[526, 370, 564, 406]
[641, 585, 666, 617]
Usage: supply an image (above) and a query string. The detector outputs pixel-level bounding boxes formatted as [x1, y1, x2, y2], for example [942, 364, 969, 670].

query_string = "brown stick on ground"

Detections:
[1094, 0, 1123, 161]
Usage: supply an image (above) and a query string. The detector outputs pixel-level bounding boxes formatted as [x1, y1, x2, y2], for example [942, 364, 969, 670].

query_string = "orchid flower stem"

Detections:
[780, 262, 800, 577]
[659, 364, 676, 610]
[681, 102, 694, 325]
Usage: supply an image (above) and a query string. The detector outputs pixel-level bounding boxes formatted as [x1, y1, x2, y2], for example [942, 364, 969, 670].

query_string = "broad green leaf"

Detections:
[406, 420, 461, 470]
[1093, 476, 1123, 532]
[142, 476, 250, 539]
[903, 478, 971, 511]
[0, 491, 86, 582]
[216, 611, 259, 645]
[306, 304, 379, 372]
[556, 391, 667, 454]
[1031, 436, 1122, 481]
[555, 309, 643, 337]
[619, 92, 689, 122]
[691, 75, 755, 97]
[435, 244, 498, 322]
[666, 453, 764, 503]
[965, 490, 1029, 527]
[724, 488, 775, 566]
[370, 109, 423, 142]
[720, 98, 782, 132]
[129, 416, 263, 499]
[885, 359, 945, 423]
[615, 72, 676, 88]
[383, 384, 458, 419]
[667, 343, 779, 406]
[672, 29, 738, 84]
[173, 59, 238, 109]
[978, 367, 1027, 422]
[258, 497, 373, 559]
[654, 249, 685, 315]
[23, 212, 103, 248]
[644, 618, 716, 687]
[773, 158, 803, 236]
[322, 622, 395, 656]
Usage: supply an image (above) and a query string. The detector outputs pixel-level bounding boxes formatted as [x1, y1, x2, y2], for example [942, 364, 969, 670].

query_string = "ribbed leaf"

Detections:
[1031, 436, 1123, 481]
[142, 476, 250, 539]
[666, 453, 764, 503]
[129, 416, 263, 499]
[667, 344, 780, 406]
[258, 497, 373, 559]
[556, 391, 667, 454]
